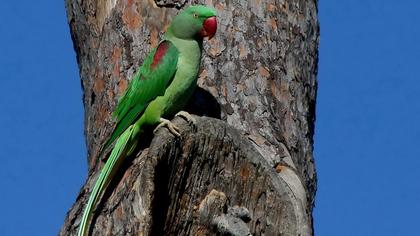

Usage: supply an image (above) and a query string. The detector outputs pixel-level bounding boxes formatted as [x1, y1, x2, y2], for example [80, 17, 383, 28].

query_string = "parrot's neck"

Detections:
[165, 26, 204, 44]
[164, 29, 202, 66]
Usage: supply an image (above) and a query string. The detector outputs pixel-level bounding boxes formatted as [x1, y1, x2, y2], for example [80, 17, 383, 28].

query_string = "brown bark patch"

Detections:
[118, 79, 128, 96]
[198, 69, 208, 82]
[239, 43, 248, 59]
[258, 66, 270, 78]
[270, 80, 281, 101]
[122, 0, 142, 31]
[111, 47, 121, 61]
[275, 164, 286, 173]
[93, 68, 105, 94]
[111, 47, 121, 78]
[267, 3, 277, 12]
[107, 90, 115, 101]
[240, 166, 250, 182]
[150, 28, 159, 48]
[95, 106, 109, 129]
[208, 38, 223, 57]
[215, 2, 225, 11]
[268, 17, 278, 30]
[112, 63, 120, 79]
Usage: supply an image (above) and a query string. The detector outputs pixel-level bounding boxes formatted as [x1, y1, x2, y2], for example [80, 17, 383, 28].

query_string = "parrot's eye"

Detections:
[193, 13, 199, 19]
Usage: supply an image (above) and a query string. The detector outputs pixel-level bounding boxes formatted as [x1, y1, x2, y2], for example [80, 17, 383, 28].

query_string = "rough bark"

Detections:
[61, 0, 319, 235]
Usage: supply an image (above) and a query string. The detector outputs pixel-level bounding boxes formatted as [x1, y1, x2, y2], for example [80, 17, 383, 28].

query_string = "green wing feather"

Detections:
[101, 40, 179, 154]
[78, 125, 134, 236]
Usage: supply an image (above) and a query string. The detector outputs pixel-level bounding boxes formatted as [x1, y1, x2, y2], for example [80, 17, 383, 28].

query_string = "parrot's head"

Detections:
[170, 5, 217, 40]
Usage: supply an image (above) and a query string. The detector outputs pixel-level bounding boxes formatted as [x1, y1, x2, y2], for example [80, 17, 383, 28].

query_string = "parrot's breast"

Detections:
[161, 37, 202, 116]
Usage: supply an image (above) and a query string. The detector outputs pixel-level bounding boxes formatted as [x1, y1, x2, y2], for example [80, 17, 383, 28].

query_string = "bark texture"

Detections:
[61, 0, 319, 235]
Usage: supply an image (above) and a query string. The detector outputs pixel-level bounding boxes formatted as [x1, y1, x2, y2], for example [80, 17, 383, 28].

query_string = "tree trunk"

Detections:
[60, 0, 319, 235]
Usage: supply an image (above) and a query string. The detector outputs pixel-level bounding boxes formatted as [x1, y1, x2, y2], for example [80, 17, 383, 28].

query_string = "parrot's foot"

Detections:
[154, 118, 181, 137]
[175, 111, 196, 125]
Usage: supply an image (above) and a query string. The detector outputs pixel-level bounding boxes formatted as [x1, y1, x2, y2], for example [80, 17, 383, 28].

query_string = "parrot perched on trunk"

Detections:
[77, 5, 217, 236]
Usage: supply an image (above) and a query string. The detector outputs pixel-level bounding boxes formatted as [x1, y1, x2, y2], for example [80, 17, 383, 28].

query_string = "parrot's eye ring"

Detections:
[193, 13, 199, 18]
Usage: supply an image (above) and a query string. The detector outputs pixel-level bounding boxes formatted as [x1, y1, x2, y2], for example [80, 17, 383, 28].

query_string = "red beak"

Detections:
[200, 16, 217, 39]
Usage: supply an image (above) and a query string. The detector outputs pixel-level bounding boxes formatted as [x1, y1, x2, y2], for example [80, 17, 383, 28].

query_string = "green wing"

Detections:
[101, 40, 179, 154]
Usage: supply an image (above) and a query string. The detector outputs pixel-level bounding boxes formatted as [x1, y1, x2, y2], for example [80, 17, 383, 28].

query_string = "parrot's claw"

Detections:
[175, 111, 196, 125]
[154, 118, 181, 137]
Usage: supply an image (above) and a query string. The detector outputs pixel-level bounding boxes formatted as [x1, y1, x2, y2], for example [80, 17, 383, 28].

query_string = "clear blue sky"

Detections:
[0, 1, 419, 235]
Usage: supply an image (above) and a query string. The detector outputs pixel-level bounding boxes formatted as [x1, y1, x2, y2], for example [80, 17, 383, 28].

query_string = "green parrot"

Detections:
[77, 5, 217, 236]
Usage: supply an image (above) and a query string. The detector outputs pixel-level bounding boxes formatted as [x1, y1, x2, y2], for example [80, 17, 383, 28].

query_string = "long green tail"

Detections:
[77, 125, 136, 236]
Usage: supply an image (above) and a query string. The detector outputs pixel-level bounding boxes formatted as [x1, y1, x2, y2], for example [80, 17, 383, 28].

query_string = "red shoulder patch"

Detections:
[151, 41, 169, 69]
